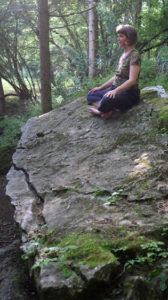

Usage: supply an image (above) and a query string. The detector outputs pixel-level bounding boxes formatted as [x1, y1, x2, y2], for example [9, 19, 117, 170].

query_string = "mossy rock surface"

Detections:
[148, 97, 168, 132]
[141, 89, 158, 100]
[6, 89, 168, 299]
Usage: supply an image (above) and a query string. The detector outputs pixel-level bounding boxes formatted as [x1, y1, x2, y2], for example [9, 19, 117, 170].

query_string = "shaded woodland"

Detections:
[0, 0, 168, 115]
[1, 2, 168, 299]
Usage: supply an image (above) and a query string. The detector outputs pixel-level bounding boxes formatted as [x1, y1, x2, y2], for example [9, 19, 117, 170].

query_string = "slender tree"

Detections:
[135, 0, 142, 27]
[38, 0, 52, 113]
[88, 0, 98, 78]
[0, 78, 5, 115]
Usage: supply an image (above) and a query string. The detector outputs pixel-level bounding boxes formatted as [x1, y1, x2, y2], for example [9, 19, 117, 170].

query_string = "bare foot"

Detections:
[93, 101, 100, 107]
[88, 107, 101, 116]
[101, 110, 115, 120]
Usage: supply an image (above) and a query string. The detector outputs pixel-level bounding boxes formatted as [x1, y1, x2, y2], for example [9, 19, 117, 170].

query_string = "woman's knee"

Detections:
[87, 92, 93, 105]
[86, 91, 101, 105]
[98, 96, 114, 113]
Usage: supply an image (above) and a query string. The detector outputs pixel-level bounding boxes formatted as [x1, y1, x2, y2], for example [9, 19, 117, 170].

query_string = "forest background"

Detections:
[0, 0, 168, 173]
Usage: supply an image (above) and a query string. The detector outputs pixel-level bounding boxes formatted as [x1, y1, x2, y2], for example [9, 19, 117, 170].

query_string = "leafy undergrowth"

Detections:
[0, 115, 27, 174]
[22, 224, 168, 285]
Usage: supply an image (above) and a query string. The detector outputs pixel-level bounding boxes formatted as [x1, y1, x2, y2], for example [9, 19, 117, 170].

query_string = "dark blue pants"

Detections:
[87, 86, 140, 113]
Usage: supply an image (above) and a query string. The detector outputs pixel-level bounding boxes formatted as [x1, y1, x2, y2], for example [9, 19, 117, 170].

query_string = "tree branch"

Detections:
[0, 0, 15, 22]
[141, 37, 168, 53]
[50, 22, 79, 29]
[4, 93, 18, 98]
[50, 6, 96, 18]
[139, 27, 168, 52]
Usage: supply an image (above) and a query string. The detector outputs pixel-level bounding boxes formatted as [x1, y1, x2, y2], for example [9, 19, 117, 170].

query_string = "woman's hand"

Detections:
[104, 89, 118, 98]
[88, 86, 101, 93]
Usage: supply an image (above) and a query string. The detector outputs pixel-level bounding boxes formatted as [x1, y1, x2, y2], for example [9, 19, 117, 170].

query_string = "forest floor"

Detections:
[0, 100, 39, 300]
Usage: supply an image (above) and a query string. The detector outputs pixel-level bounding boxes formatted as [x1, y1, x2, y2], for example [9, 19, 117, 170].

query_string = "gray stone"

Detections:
[36, 262, 84, 300]
[142, 85, 168, 98]
[6, 167, 39, 234]
[79, 261, 120, 282]
[6, 88, 168, 299]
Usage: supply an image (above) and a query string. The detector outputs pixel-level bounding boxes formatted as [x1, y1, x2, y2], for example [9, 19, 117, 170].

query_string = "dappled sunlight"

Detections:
[129, 152, 152, 178]
[38, 114, 46, 119]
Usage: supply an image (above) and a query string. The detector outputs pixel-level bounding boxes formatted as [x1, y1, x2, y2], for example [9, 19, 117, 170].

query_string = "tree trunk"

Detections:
[88, 0, 98, 78]
[38, 0, 52, 113]
[135, 0, 142, 28]
[0, 78, 5, 115]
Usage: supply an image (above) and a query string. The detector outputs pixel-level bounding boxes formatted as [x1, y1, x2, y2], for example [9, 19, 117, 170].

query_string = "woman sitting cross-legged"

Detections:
[87, 24, 141, 120]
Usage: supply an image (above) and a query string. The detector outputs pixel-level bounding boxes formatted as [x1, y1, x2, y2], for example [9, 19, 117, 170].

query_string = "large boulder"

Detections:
[6, 87, 168, 299]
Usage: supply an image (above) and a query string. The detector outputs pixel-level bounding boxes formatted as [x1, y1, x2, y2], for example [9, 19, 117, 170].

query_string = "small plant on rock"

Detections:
[125, 241, 168, 269]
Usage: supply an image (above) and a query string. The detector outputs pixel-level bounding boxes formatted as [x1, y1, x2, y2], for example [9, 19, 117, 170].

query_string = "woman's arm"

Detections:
[89, 76, 115, 93]
[105, 64, 140, 98]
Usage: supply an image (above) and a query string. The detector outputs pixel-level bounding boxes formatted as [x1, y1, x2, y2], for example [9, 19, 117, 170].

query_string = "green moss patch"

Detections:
[101, 230, 151, 257]
[158, 105, 168, 132]
[28, 225, 168, 284]
[57, 232, 117, 268]
[141, 89, 158, 100]
[147, 97, 168, 132]
[39, 229, 155, 270]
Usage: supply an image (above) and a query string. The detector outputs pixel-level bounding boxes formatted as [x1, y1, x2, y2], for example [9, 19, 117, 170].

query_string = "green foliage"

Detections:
[25, 231, 117, 279]
[96, 1, 119, 68]
[24, 230, 119, 275]
[0, 115, 27, 173]
[161, 223, 168, 237]
[103, 232, 148, 257]
[94, 188, 110, 197]
[138, 0, 168, 52]
[156, 46, 168, 75]
[158, 105, 168, 133]
[148, 97, 168, 133]
[22, 223, 168, 288]
[159, 271, 168, 292]
[32, 257, 59, 270]
[0, 0, 168, 107]
[27, 102, 42, 117]
[21, 240, 39, 260]
[0, 99, 43, 174]
[0, 115, 26, 149]
[52, 70, 82, 102]
[56, 232, 117, 269]
[147, 262, 168, 292]
[43, 230, 151, 273]
[125, 241, 168, 269]
[139, 55, 168, 91]
[139, 58, 158, 88]
[65, 47, 89, 81]
[0, 0, 38, 100]
[94, 188, 123, 205]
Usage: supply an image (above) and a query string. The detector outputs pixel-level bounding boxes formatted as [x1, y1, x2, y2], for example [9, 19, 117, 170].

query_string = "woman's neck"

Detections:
[123, 45, 134, 53]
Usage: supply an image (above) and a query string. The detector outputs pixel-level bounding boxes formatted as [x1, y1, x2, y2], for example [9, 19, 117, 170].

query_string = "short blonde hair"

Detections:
[116, 24, 138, 45]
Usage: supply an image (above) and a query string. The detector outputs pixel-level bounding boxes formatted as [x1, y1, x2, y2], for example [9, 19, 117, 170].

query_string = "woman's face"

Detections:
[117, 33, 129, 47]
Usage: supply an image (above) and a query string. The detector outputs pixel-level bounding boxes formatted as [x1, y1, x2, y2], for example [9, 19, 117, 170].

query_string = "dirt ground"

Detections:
[0, 99, 39, 299]
[0, 174, 39, 300]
